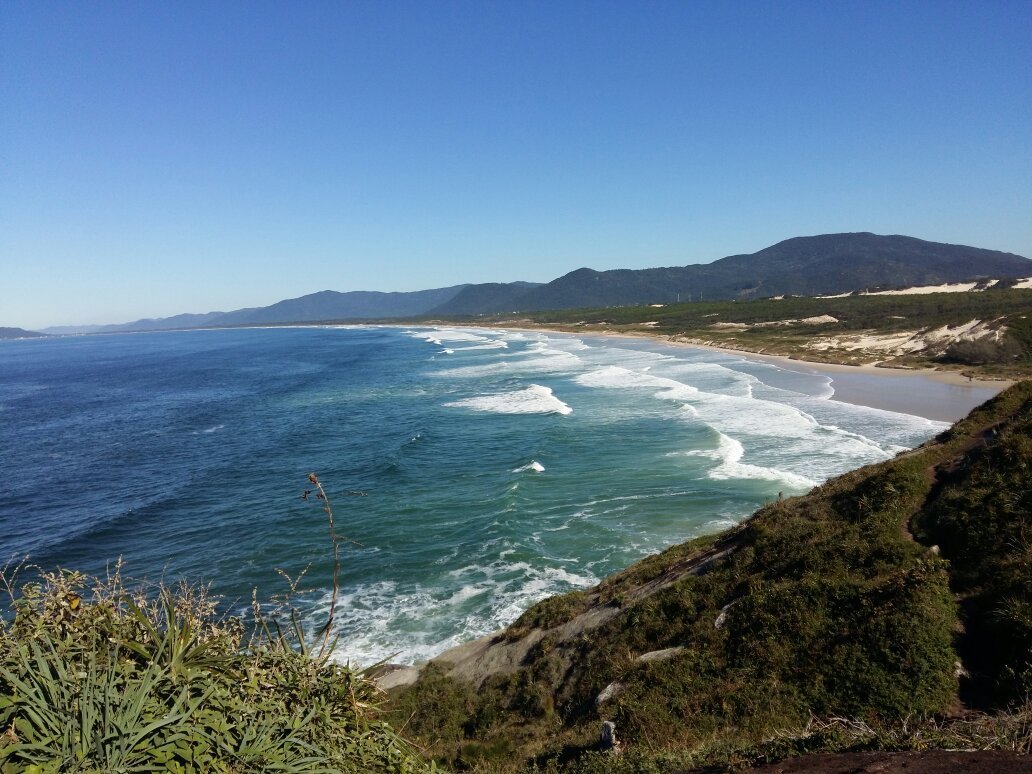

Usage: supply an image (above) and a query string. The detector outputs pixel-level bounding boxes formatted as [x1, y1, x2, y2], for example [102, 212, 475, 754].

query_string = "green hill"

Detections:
[431, 233, 1032, 314]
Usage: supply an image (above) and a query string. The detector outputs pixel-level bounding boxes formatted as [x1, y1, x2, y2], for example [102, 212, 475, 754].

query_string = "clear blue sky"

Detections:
[2, 1, 1030, 329]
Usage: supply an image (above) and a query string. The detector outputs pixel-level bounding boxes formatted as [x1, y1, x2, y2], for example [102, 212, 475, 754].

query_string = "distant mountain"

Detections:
[41, 324, 116, 335]
[41, 284, 473, 334]
[213, 286, 477, 326]
[39, 233, 1031, 333]
[430, 233, 1032, 315]
[0, 327, 47, 340]
[424, 281, 542, 316]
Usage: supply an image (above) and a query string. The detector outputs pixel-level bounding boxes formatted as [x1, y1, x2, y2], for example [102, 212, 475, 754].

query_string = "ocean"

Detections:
[0, 325, 951, 665]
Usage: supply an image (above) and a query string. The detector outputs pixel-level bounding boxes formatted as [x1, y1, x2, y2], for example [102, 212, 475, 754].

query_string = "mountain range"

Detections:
[0, 327, 46, 340]
[41, 233, 1032, 334]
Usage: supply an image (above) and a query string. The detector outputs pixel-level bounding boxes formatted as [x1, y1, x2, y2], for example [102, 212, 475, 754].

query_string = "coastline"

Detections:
[657, 337, 1009, 422]
[423, 322, 1014, 423]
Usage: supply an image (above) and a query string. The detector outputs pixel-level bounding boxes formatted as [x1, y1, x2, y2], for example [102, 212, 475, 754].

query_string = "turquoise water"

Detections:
[0, 326, 948, 664]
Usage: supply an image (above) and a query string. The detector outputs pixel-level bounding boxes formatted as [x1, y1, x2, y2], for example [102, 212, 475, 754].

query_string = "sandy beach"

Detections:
[650, 335, 1011, 422]
[451, 323, 1015, 423]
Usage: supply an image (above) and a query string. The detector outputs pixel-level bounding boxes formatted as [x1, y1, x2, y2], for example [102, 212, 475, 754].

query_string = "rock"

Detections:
[715, 599, 739, 629]
[595, 681, 625, 706]
[635, 646, 685, 663]
[599, 721, 621, 753]
[372, 665, 421, 691]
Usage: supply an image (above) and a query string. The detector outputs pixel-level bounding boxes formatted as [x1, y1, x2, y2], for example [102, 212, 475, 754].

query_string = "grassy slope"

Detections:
[388, 383, 1032, 771]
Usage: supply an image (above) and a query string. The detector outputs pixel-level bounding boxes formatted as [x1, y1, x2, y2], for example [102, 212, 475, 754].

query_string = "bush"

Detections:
[938, 337, 1023, 365]
[0, 565, 433, 773]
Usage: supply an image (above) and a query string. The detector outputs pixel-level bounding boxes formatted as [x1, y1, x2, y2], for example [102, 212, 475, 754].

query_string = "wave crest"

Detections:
[513, 460, 546, 473]
[444, 384, 573, 415]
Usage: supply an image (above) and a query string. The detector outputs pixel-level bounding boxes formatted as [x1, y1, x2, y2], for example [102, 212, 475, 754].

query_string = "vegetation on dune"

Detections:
[386, 383, 1032, 771]
[518, 287, 1032, 333]
[435, 287, 1032, 375]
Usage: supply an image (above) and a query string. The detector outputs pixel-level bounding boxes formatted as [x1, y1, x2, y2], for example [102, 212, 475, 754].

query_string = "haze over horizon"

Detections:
[2, 1, 1031, 330]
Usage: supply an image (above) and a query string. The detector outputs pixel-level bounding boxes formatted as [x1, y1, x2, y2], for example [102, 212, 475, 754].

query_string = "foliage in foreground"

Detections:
[0, 566, 432, 773]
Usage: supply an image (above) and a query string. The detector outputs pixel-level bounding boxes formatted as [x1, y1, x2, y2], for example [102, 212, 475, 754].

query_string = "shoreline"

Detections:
[617, 332, 1011, 422]
[422, 322, 1014, 422]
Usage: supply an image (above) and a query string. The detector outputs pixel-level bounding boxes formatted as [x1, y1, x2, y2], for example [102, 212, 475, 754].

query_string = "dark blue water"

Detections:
[0, 326, 949, 663]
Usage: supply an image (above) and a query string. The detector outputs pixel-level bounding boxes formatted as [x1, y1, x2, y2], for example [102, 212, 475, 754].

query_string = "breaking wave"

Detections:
[513, 460, 546, 473]
[444, 384, 572, 415]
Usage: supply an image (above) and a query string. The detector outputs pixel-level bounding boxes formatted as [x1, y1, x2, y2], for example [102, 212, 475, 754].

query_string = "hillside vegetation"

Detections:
[431, 233, 1031, 315]
[386, 382, 1032, 771]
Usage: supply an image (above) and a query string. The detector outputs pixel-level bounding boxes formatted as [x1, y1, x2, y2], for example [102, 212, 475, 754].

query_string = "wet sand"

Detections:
[747, 359, 1002, 422]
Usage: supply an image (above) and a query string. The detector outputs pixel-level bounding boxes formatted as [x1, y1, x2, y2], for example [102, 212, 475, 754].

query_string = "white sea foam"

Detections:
[677, 433, 817, 488]
[815, 376, 835, 400]
[320, 560, 598, 666]
[191, 424, 225, 435]
[513, 460, 546, 473]
[575, 365, 701, 401]
[427, 329, 491, 343]
[526, 336, 591, 352]
[575, 361, 908, 485]
[438, 332, 491, 343]
[659, 360, 763, 397]
[407, 328, 492, 345]
[446, 585, 490, 605]
[440, 348, 455, 354]
[522, 341, 584, 357]
[433, 351, 583, 378]
[444, 384, 572, 415]
[431, 361, 509, 377]
[449, 341, 509, 350]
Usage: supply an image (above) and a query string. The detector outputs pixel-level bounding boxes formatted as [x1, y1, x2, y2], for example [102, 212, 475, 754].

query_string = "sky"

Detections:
[2, 1, 1031, 329]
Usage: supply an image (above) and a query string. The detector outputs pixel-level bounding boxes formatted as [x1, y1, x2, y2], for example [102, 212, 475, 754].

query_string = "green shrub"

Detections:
[0, 566, 433, 773]
[507, 591, 590, 639]
[938, 337, 1024, 365]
